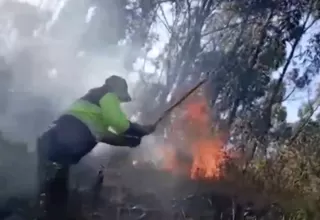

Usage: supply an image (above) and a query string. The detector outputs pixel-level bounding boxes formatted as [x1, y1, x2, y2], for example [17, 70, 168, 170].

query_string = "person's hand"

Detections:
[143, 124, 157, 135]
[128, 137, 141, 148]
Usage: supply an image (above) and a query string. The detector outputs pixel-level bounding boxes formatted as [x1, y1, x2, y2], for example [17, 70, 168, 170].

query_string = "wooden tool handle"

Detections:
[153, 73, 209, 126]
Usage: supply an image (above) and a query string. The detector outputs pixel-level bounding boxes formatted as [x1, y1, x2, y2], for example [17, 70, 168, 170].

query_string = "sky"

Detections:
[17, 0, 320, 123]
[280, 20, 320, 122]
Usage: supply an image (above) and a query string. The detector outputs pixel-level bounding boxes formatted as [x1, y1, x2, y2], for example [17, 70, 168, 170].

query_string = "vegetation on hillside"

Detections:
[1, 0, 320, 219]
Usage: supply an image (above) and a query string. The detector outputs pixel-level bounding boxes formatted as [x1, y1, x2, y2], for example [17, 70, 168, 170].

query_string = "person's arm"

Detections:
[100, 132, 141, 147]
[126, 122, 156, 137]
[99, 93, 155, 137]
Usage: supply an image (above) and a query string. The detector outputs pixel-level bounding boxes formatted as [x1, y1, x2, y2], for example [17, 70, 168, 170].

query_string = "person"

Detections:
[36, 75, 156, 220]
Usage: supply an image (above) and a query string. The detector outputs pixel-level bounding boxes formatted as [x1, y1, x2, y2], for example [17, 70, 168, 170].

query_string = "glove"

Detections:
[127, 136, 141, 148]
[142, 124, 157, 135]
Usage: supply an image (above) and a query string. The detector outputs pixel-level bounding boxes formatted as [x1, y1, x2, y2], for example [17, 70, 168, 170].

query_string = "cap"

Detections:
[105, 75, 132, 102]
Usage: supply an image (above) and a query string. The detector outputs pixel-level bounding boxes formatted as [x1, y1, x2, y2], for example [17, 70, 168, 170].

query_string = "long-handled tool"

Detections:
[153, 72, 209, 127]
[117, 72, 209, 139]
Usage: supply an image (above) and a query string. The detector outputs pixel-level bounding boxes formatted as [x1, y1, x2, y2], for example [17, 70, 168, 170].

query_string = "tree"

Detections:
[2, 0, 320, 218]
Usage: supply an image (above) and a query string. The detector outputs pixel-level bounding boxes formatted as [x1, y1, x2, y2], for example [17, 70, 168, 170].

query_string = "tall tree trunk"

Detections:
[227, 98, 241, 128]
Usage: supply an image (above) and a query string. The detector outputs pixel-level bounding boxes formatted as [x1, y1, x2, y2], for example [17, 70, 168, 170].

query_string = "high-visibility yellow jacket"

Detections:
[40, 88, 133, 165]
[66, 91, 130, 141]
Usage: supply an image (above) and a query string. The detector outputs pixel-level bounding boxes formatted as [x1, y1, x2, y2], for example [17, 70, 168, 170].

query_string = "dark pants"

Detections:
[37, 135, 70, 220]
[37, 115, 97, 220]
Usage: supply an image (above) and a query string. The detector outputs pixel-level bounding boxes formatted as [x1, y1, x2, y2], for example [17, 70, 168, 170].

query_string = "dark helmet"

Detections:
[104, 75, 132, 102]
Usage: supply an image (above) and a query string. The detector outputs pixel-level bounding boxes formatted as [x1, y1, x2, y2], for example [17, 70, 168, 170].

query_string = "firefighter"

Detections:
[37, 75, 156, 219]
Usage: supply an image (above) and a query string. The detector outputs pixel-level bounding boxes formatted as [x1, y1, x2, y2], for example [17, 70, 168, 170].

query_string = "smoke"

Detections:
[0, 0, 192, 213]
[0, 0, 144, 144]
[0, 0, 146, 202]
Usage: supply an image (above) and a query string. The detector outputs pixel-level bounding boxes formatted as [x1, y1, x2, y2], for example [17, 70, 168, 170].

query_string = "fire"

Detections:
[185, 102, 208, 126]
[190, 139, 225, 179]
[160, 89, 226, 180]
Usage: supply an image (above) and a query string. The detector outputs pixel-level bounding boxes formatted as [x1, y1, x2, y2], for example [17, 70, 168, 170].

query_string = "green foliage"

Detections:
[128, 1, 320, 217]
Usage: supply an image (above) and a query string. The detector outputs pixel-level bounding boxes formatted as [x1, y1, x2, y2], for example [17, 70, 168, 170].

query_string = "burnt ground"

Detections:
[66, 159, 283, 220]
[0, 149, 283, 220]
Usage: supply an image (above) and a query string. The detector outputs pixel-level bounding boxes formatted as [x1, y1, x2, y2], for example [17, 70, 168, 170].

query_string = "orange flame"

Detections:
[159, 89, 226, 180]
[190, 139, 225, 179]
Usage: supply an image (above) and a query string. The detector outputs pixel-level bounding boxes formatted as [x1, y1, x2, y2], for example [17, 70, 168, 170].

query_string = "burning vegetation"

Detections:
[158, 89, 227, 180]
